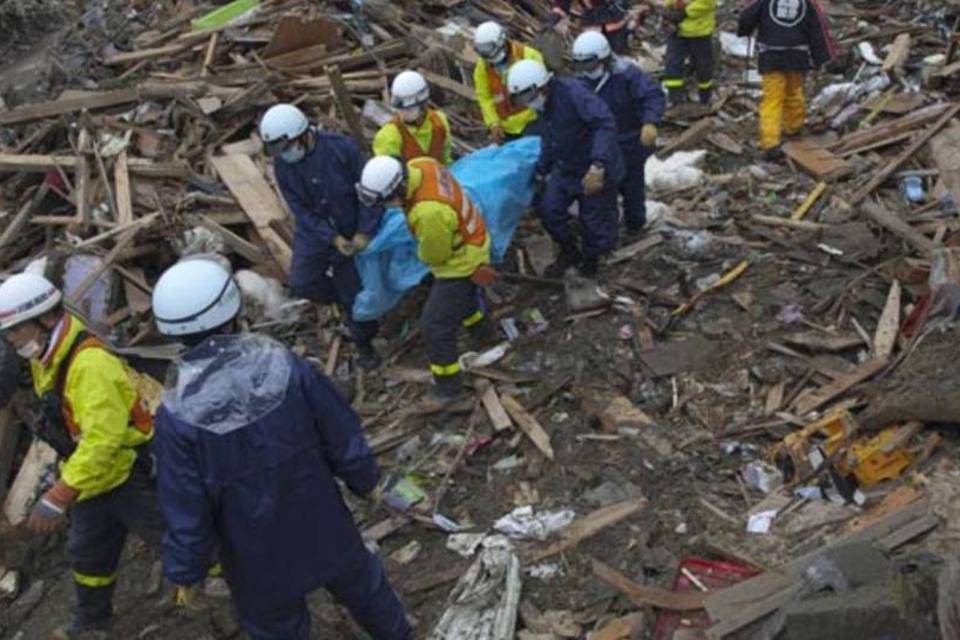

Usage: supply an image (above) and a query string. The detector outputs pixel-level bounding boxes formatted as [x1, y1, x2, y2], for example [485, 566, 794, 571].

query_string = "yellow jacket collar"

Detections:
[404, 164, 424, 202]
[32, 313, 86, 395]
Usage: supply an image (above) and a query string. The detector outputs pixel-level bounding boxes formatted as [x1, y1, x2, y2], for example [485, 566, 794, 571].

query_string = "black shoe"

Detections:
[421, 375, 472, 412]
[699, 88, 713, 105]
[356, 343, 382, 371]
[762, 146, 783, 162]
[579, 257, 599, 278]
[545, 250, 582, 279]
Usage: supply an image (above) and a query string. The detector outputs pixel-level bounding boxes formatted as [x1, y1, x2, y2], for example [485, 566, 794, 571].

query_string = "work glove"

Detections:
[174, 583, 209, 614]
[26, 494, 67, 534]
[490, 125, 506, 146]
[581, 163, 606, 197]
[666, 6, 686, 23]
[641, 123, 658, 148]
[334, 235, 356, 257]
[26, 482, 75, 534]
[351, 233, 370, 253]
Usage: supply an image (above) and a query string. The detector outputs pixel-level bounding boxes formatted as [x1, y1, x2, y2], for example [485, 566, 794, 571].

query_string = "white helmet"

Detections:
[572, 31, 612, 76]
[0, 272, 62, 331]
[153, 257, 241, 337]
[259, 104, 309, 155]
[390, 71, 430, 109]
[507, 59, 552, 105]
[474, 21, 507, 63]
[356, 156, 405, 207]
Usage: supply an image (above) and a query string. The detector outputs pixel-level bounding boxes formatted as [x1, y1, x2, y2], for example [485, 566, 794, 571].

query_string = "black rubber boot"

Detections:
[668, 87, 686, 105]
[545, 248, 583, 279]
[468, 315, 499, 351]
[699, 88, 713, 105]
[579, 256, 599, 279]
[422, 373, 472, 412]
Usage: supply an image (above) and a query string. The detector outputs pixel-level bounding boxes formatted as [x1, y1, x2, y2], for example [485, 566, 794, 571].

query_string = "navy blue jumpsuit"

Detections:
[154, 334, 411, 640]
[537, 76, 624, 261]
[585, 59, 665, 230]
[274, 130, 380, 347]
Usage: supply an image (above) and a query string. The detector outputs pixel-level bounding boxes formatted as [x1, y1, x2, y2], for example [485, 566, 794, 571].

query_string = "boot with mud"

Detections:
[545, 248, 583, 279]
[579, 256, 599, 279]
[421, 373, 473, 413]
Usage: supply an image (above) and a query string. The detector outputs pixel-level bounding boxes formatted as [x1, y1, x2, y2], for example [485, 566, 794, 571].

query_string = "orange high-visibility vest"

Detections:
[406, 158, 487, 248]
[487, 41, 528, 120]
[392, 111, 447, 163]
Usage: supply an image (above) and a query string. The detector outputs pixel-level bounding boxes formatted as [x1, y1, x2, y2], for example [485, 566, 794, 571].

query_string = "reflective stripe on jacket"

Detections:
[30, 314, 153, 501]
[403, 158, 491, 278]
[474, 42, 544, 134]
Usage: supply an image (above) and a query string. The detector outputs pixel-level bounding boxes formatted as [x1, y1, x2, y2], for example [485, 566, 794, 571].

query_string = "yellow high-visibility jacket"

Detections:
[474, 41, 544, 135]
[31, 314, 152, 501]
[404, 162, 490, 279]
[666, 0, 716, 38]
[373, 110, 453, 165]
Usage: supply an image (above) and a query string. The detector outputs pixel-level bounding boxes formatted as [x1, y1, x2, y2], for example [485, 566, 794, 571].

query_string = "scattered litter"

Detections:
[743, 460, 784, 494]
[493, 506, 576, 541]
[747, 509, 778, 534]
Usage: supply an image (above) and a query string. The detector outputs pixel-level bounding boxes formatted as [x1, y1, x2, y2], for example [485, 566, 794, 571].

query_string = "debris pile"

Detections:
[1, 0, 960, 638]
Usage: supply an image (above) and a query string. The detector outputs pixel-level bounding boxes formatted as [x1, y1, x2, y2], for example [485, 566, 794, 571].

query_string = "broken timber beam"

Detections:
[0, 89, 139, 126]
[848, 102, 960, 206]
[860, 201, 936, 255]
[326, 65, 367, 145]
[524, 499, 646, 563]
[657, 118, 714, 159]
[592, 558, 706, 611]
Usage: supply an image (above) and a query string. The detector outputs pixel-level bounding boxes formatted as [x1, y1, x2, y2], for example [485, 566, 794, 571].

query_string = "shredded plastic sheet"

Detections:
[163, 334, 292, 435]
[353, 137, 541, 321]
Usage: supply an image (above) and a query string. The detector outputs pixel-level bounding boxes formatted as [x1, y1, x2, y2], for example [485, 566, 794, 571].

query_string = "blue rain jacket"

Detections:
[154, 334, 379, 617]
[274, 130, 381, 266]
[538, 76, 623, 181]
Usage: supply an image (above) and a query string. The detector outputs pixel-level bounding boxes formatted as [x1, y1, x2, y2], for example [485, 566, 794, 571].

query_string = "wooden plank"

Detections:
[0, 188, 44, 250]
[849, 102, 960, 206]
[326, 64, 367, 145]
[860, 201, 936, 255]
[607, 233, 664, 264]
[580, 391, 655, 433]
[592, 558, 706, 611]
[930, 122, 960, 207]
[792, 357, 887, 415]
[500, 393, 554, 460]
[782, 141, 852, 181]
[882, 33, 911, 72]
[704, 498, 930, 638]
[524, 499, 646, 563]
[104, 42, 191, 65]
[0, 154, 78, 172]
[0, 89, 139, 126]
[873, 280, 901, 360]
[592, 614, 645, 640]
[481, 385, 513, 432]
[211, 154, 292, 274]
[361, 515, 409, 543]
[830, 103, 949, 154]
[114, 152, 134, 226]
[2, 439, 57, 525]
[186, 214, 267, 264]
[657, 118, 714, 159]
[418, 67, 476, 101]
[68, 224, 144, 304]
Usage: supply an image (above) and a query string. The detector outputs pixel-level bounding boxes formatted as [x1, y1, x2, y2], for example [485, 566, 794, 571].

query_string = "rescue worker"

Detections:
[151, 257, 412, 640]
[260, 103, 382, 370]
[737, 0, 835, 159]
[473, 21, 545, 144]
[373, 71, 453, 165]
[548, 0, 636, 55]
[356, 156, 496, 408]
[507, 59, 623, 278]
[0, 273, 164, 640]
[663, 0, 717, 106]
[572, 31, 665, 235]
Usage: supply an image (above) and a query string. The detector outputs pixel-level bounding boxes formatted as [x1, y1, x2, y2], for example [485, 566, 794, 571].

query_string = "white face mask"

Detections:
[397, 106, 423, 123]
[584, 66, 606, 80]
[528, 94, 547, 113]
[279, 145, 305, 164]
[16, 339, 42, 360]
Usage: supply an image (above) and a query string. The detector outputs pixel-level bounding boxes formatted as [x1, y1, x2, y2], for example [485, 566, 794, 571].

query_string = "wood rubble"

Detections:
[1, 0, 960, 638]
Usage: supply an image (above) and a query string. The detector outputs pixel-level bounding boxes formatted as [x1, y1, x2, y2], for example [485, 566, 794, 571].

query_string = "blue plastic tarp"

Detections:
[353, 137, 541, 321]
